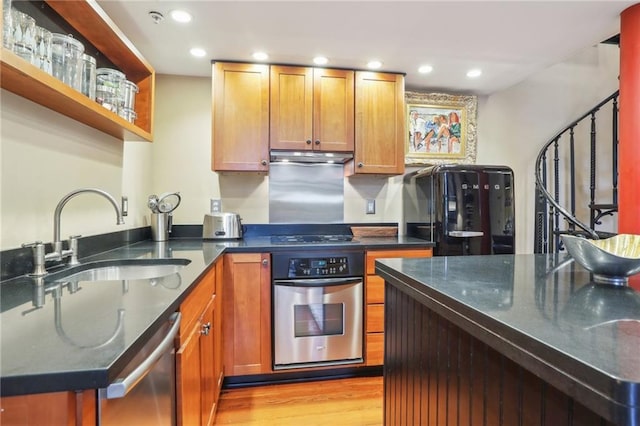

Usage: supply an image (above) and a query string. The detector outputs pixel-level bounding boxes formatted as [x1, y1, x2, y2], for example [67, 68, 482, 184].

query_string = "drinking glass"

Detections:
[32, 26, 52, 74]
[81, 53, 96, 99]
[11, 8, 35, 63]
[2, 0, 13, 50]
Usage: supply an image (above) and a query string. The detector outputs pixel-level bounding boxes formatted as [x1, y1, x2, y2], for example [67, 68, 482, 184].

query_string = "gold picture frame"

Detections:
[405, 91, 477, 165]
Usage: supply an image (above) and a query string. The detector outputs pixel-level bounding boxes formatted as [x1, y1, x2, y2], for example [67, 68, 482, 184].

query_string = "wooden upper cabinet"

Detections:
[270, 66, 313, 151]
[212, 62, 270, 172]
[270, 66, 354, 152]
[0, 0, 155, 142]
[351, 71, 405, 175]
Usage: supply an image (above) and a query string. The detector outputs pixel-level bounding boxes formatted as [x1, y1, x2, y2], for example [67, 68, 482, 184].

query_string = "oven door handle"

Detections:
[274, 277, 362, 287]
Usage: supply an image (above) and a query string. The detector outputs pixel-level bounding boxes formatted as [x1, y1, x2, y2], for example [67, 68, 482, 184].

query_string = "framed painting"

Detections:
[405, 91, 478, 165]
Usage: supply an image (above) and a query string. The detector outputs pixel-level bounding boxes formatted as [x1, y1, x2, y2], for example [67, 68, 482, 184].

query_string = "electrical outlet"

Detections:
[366, 199, 376, 214]
[210, 198, 222, 213]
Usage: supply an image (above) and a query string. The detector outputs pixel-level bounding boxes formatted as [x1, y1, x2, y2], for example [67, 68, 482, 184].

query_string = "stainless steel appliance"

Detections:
[202, 212, 243, 239]
[269, 162, 345, 224]
[272, 249, 364, 370]
[97, 312, 180, 426]
[404, 164, 515, 256]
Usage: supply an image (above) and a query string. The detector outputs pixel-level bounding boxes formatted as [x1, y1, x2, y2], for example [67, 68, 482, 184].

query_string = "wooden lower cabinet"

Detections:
[222, 253, 272, 376]
[364, 248, 432, 366]
[0, 390, 95, 426]
[176, 261, 222, 426]
[212, 260, 224, 410]
[177, 318, 204, 426]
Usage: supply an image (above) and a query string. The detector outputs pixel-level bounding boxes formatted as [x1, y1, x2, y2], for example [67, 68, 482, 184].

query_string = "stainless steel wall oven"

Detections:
[272, 249, 364, 370]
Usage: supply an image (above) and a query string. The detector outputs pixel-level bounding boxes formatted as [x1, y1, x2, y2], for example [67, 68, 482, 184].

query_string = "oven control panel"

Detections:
[272, 250, 364, 280]
[288, 257, 350, 277]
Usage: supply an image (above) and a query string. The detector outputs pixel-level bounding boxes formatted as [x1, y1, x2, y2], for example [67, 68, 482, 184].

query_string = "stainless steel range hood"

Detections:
[270, 150, 353, 164]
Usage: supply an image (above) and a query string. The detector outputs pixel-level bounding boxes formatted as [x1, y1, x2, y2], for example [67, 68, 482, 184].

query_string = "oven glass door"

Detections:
[273, 277, 363, 369]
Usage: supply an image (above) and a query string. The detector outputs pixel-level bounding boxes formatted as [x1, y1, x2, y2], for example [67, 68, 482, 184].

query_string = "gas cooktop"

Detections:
[270, 234, 354, 244]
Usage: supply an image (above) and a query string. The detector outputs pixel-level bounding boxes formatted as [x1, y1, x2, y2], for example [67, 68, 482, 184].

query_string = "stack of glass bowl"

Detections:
[119, 79, 139, 123]
[95, 68, 138, 123]
[96, 67, 125, 113]
[51, 33, 84, 90]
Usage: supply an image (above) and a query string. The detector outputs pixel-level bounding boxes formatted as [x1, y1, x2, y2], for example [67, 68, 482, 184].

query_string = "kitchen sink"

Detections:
[46, 258, 191, 282]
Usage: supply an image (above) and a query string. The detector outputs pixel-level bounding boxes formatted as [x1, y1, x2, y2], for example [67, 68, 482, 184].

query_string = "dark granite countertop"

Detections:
[0, 234, 431, 396]
[375, 254, 640, 422]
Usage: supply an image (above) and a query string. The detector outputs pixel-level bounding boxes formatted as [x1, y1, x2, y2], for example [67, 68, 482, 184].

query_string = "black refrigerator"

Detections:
[403, 164, 515, 256]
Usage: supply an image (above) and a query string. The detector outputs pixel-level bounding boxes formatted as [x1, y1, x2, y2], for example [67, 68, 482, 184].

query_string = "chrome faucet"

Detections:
[23, 188, 125, 276]
[52, 188, 125, 256]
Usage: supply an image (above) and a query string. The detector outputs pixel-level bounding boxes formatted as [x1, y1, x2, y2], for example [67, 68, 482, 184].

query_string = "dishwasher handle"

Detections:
[102, 312, 181, 399]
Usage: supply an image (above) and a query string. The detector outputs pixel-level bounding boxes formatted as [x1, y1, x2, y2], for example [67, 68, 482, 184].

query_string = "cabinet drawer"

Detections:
[366, 333, 384, 366]
[366, 275, 385, 304]
[366, 304, 384, 333]
[179, 265, 215, 339]
[366, 248, 432, 275]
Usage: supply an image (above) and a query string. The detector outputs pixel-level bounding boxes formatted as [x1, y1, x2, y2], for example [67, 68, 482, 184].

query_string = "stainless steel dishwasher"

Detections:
[97, 312, 181, 426]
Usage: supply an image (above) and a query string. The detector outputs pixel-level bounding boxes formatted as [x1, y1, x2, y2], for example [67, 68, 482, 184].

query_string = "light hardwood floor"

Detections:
[214, 376, 383, 426]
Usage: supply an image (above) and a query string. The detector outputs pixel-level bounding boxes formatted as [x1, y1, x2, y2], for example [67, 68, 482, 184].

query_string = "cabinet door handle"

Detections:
[314, 140, 320, 146]
[261, 159, 268, 166]
[357, 162, 364, 168]
[306, 139, 312, 145]
[201, 322, 211, 336]
[262, 259, 268, 266]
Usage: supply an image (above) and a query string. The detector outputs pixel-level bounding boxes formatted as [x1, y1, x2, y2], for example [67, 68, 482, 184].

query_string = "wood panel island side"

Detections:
[376, 254, 640, 426]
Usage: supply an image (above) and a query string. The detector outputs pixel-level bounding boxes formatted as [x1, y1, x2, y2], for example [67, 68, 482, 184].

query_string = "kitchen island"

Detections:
[376, 254, 640, 426]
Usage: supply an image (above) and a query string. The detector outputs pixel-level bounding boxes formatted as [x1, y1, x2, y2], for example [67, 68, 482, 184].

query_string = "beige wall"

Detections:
[0, 43, 619, 252]
[477, 43, 619, 252]
[1, 91, 129, 249]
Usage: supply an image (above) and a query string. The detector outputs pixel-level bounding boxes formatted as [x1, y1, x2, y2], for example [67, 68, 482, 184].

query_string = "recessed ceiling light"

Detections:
[367, 60, 382, 70]
[466, 68, 482, 78]
[170, 10, 192, 23]
[313, 56, 328, 65]
[190, 47, 206, 58]
[418, 65, 433, 74]
[252, 51, 269, 61]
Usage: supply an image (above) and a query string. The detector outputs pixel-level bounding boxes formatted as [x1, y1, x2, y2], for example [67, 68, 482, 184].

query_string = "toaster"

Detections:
[203, 212, 243, 239]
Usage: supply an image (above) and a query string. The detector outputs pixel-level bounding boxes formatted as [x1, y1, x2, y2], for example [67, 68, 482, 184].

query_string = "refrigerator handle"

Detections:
[449, 231, 484, 238]
[100, 312, 181, 399]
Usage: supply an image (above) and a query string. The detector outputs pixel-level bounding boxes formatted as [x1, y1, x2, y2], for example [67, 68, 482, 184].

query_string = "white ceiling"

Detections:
[96, 1, 632, 95]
